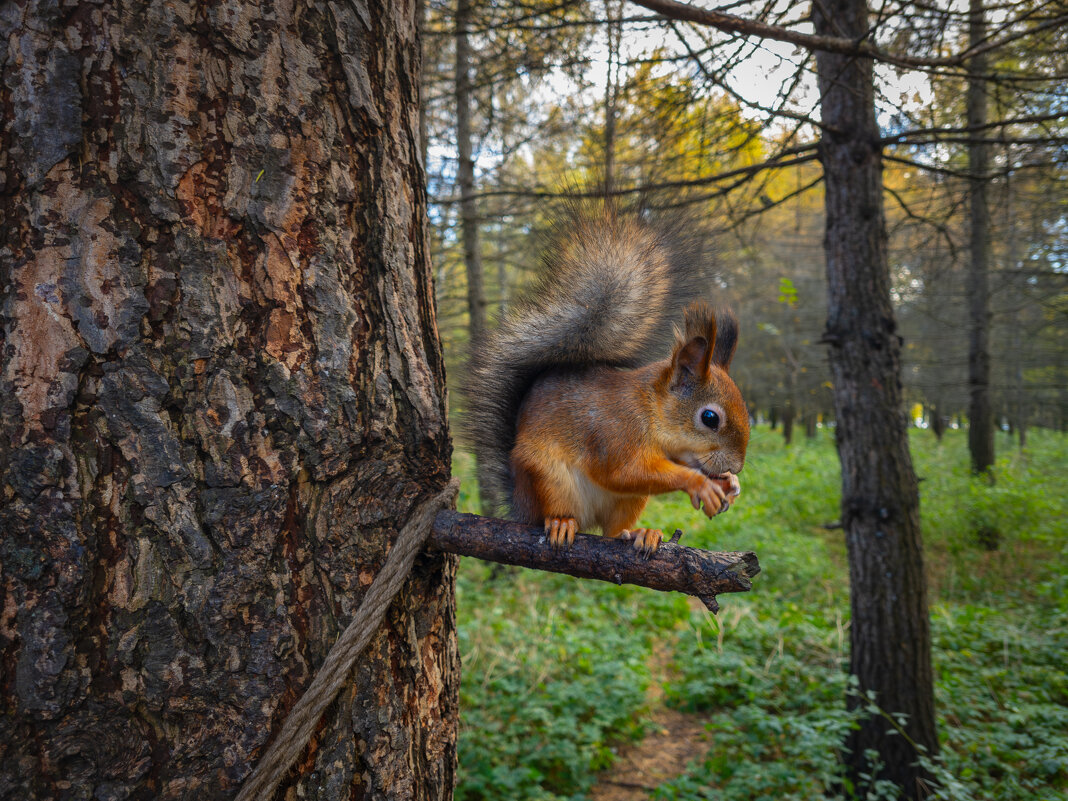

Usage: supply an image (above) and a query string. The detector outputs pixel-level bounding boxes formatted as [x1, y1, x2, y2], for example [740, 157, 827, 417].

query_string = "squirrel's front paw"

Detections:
[688, 477, 729, 518]
[544, 517, 577, 549]
[620, 528, 663, 557]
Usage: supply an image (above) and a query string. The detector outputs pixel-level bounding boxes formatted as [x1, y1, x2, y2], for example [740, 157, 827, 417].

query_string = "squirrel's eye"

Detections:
[700, 408, 720, 431]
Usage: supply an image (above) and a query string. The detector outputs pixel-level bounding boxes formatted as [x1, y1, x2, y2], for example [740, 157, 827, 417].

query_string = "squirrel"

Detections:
[465, 206, 750, 555]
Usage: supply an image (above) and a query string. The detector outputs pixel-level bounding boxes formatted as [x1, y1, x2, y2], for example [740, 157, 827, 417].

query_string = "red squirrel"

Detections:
[466, 207, 749, 554]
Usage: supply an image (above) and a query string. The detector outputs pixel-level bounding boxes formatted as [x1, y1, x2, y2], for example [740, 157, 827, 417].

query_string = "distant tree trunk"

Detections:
[966, 0, 995, 474]
[418, 0, 430, 173]
[1005, 160, 1027, 450]
[928, 401, 947, 442]
[496, 217, 509, 317]
[0, 2, 458, 799]
[805, 412, 817, 439]
[455, 0, 496, 514]
[782, 367, 796, 445]
[455, 0, 486, 344]
[769, 406, 780, 430]
[813, 0, 938, 796]
[603, 0, 621, 196]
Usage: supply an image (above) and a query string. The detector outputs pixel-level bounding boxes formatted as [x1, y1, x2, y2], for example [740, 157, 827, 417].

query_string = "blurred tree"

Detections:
[966, 0, 995, 474]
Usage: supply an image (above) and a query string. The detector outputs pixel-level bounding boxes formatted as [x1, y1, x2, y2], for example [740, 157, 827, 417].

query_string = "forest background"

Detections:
[420, 1, 1068, 799]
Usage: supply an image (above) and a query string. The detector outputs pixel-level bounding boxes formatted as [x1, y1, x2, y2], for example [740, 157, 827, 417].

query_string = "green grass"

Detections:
[452, 427, 1068, 801]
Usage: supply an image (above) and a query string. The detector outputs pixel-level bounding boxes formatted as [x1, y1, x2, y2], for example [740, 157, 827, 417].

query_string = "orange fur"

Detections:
[510, 303, 750, 551]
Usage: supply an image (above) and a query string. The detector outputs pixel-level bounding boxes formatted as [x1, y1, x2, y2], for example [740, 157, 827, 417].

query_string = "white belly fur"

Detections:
[569, 467, 623, 533]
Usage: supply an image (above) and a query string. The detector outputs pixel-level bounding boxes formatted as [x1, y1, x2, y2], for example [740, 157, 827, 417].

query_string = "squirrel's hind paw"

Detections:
[545, 517, 577, 549]
[620, 528, 663, 557]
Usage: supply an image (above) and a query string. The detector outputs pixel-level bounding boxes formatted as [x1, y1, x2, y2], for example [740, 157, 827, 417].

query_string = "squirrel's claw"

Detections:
[621, 528, 663, 557]
[689, 478, 728, 518]
[545, 517, 577, 549]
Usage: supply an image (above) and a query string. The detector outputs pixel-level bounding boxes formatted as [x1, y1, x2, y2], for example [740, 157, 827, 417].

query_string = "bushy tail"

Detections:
[464, 205, 704, 516]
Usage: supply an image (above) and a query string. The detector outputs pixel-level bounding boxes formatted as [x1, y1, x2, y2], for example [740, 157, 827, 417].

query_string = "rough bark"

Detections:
[0, 2, 457, 800]
[431, 511, 759, 613]
[967, 0, 995, 474]
[812, 0, 939, 796]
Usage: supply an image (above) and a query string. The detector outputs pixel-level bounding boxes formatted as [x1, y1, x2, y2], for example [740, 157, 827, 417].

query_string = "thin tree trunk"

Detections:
[1005, 158, 1027, 450]
[0, 2, 457, 799]
[929, 401, 947, 442]
[455, 0, 486, 345]
[813, 0, 938, 796]
[496, 218, 510, 317]
[454, 0, 496, 515]
[603, 0, 621, 196]
[783, 367, 796, 446]
[967, 0, 995, 474]
[419, 0, 430, 174]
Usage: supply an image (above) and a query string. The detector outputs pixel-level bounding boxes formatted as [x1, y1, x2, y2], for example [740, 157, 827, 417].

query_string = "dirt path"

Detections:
[589, 621, 713, 800]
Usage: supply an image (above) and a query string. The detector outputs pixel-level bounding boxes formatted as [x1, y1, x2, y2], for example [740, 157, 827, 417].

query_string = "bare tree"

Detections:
[0, 2, 457, 798]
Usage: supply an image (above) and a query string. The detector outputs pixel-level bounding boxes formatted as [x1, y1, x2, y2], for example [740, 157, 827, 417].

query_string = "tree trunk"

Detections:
[455, 0, 486, 346]
[812, 0, 938, 796]
[1005, 156, 1027, 451]
[782, 368, 796, 446]
[603, 0, 621, 196]
[418, 0, 430, 174]
[454, 0, 496, 515]
[0, 2, 458, 799]
[496, 219, 509, 318]
[966, 0, 995, 474]
[929, 401, 947, 442]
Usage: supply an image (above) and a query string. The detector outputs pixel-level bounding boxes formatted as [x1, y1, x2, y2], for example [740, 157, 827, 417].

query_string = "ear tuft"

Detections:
[671, 302, 717, 389]
[683, 301, 717, 345]
[712, 308, 739, 371]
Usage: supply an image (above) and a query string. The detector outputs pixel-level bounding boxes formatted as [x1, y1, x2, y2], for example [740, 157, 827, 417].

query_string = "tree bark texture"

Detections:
[967, 0, 995, 474]
[431, 511, 759, 613]
[0, 2, 458, 800]
[812, 0, 939, 796]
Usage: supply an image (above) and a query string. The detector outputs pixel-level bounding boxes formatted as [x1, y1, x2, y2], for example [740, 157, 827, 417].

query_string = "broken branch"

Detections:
[430, 510, 760, 613]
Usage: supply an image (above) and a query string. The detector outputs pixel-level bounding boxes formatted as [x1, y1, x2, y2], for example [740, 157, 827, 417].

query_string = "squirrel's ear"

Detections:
[671, 303, 717, 390]
[712, 308, 739, 372]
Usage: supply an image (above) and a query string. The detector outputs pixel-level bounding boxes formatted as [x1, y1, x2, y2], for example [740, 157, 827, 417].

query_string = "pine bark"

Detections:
[812, 0, 938, 796]
[967, 0, 995, 474]
[0, 2, 458, 799]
